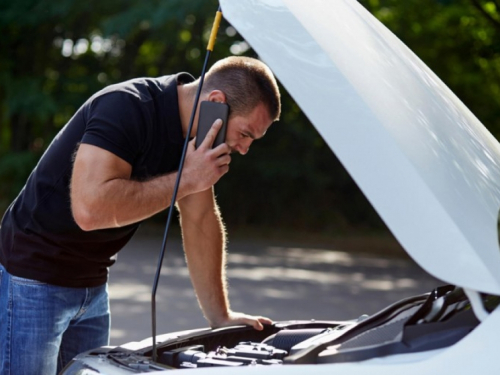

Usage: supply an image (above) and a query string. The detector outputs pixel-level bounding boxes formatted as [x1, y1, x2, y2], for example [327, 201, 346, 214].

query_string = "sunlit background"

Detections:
[2, 0, 499, 237]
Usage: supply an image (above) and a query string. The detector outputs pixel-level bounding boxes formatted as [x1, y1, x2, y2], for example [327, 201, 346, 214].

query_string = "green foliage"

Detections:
[1, 0, 499, 234]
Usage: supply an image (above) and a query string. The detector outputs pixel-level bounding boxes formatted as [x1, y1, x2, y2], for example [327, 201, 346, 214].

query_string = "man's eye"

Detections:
[241, 133, 248, 138]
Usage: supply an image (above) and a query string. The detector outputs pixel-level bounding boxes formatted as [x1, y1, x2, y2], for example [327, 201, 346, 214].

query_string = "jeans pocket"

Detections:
[11, 274, 48, 286]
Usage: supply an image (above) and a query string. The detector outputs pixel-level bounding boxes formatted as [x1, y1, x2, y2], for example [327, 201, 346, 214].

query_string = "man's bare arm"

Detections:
[178, 188, 272, 330]
[71, 120, 230, 231]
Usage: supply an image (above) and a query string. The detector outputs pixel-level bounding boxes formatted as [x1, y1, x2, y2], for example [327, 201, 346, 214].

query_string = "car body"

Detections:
[61, 0, 500, 374]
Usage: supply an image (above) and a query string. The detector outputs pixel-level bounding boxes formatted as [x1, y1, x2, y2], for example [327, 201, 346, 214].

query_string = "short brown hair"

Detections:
[202, 56, 281, 121]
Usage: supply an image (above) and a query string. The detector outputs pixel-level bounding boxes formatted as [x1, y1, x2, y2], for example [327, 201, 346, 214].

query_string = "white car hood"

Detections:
[220, 0, 500, 295]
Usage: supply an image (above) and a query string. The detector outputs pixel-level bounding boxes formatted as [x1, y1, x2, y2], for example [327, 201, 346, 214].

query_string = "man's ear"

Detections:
[207, 90, 226, 103]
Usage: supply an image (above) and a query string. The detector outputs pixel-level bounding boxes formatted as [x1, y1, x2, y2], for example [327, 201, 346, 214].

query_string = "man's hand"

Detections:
[71, 120, 231, 231]
[178, 189, 271, 334]
[210, 311, 273, 331]
[183, 119, 231, 194]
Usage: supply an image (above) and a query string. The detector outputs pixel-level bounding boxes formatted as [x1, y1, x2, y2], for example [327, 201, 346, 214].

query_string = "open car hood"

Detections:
[220, 0, 500, 295]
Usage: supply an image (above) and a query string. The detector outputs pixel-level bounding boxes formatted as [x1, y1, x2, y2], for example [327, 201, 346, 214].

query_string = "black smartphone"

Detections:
[195, 101, 229, 149]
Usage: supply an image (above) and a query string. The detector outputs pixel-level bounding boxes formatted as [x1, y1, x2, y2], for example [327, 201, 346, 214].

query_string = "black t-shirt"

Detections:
[0, 73, 194, 287]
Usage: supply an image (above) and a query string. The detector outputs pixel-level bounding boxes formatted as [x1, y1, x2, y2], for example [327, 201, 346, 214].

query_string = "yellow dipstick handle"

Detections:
[207, 11, 223, 51]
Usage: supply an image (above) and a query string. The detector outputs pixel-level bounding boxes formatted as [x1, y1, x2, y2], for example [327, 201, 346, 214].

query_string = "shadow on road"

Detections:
[108, 229, 440, 346]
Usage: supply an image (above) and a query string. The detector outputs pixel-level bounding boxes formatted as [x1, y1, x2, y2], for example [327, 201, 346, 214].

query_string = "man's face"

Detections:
[225, 102, 273, 155]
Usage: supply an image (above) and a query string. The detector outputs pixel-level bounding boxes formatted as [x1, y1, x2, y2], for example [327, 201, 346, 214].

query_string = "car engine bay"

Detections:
[62, 286, 498, 374]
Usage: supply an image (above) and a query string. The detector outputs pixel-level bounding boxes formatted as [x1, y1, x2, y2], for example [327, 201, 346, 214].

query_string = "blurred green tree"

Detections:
[0, 0, 229, 209]
[0, 0, 499, 236]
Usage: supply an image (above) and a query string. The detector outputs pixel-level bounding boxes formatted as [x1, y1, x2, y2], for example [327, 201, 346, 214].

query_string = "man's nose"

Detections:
[237, 139, 252, 155]
[236, 145, 248, 155]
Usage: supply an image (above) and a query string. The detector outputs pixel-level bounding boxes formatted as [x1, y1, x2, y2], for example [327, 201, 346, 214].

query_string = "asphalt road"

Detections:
[108, 229, 441, 346]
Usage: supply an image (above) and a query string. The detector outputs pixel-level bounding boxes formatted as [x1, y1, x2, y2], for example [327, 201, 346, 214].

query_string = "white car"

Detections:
[61, 0, 500, 374]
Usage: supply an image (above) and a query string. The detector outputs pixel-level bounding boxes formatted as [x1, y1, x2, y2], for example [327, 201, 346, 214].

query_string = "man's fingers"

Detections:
[200, 119, 223, 150]
[244, 316, 274, 331]
[213, 142, 231, 157]
[216, 153, 231, 167]
[232, 316, 263, 330]
[188, 138, 196, 151]
[251, 320, 264, 331]
[258, 317, 274, 326]
[251, 316, 273, 330]
[232, 314, 273, 331]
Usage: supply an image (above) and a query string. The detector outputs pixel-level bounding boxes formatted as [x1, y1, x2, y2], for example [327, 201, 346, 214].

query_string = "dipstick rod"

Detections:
[151, 5, 223, 362]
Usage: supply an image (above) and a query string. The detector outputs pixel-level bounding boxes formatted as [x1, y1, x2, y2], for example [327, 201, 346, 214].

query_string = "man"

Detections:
[0, 55, 281, 374]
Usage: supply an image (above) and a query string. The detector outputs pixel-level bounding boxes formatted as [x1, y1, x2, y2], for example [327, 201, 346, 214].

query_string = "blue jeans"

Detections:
[0, 264, 110, 375]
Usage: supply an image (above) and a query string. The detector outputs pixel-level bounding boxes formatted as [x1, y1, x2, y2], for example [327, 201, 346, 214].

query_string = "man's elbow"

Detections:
[72, 202, 101, 231]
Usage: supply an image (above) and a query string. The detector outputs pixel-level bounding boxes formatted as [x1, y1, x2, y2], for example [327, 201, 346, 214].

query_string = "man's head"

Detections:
[201, 56, 281, 155]
[202, 56, 281, 122]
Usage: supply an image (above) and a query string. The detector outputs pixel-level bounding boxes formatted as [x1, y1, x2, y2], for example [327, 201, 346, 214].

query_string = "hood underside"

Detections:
[220, 0, 500, 295]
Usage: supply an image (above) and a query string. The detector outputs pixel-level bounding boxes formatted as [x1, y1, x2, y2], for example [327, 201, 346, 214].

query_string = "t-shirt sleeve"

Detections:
[81, 92, 148, 165]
